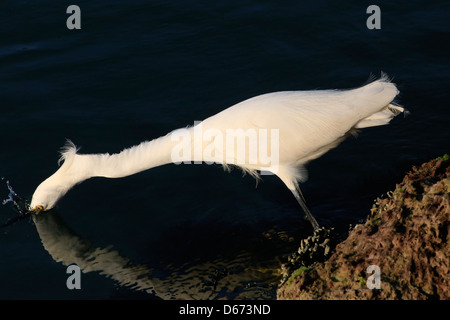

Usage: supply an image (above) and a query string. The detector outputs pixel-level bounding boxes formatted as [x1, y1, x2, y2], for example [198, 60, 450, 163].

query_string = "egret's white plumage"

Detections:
[30, 75, 404, 230]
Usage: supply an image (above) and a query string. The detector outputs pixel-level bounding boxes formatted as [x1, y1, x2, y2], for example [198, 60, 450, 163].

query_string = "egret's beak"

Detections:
[31, 205, 45, 215]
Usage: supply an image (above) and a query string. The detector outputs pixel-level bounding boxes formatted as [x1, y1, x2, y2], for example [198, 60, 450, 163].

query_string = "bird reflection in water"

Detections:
[31, 210, 280, 300]
[32, 210, 164, 298]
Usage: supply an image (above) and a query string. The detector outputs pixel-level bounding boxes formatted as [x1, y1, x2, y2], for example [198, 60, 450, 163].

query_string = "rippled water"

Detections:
[0, 1, 449, 299]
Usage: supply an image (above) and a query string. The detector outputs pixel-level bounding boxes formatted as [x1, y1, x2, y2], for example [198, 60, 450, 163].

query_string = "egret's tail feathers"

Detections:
[356, 76, 399, 107]
[354, 103, 405, 129]
[350, 74, 406, 129]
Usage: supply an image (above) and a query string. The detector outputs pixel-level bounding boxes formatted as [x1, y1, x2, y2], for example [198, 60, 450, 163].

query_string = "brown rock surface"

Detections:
[277, 156, 449, 300]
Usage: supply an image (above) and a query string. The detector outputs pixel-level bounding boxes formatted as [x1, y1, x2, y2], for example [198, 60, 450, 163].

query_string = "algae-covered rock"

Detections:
[277, 156, 449, 300]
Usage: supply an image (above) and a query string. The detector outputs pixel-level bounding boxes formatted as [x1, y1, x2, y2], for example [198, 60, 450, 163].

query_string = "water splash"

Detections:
[1, 177, 32, 227]
[3, 178, 19, 203]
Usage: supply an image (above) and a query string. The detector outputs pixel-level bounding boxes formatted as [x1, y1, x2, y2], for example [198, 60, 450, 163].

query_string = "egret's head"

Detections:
[29, 175, 71, 213]
[29, 140, 80, 213]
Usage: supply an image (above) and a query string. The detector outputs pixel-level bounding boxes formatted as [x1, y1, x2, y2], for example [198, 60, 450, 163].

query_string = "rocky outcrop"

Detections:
[277, 155, 449, 300]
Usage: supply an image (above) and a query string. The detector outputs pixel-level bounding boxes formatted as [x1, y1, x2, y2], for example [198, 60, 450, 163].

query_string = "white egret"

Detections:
[29, 75, 404, 230]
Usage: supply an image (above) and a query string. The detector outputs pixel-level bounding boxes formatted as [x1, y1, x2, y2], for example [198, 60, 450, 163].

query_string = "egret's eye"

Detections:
[34, 205, 45, 214]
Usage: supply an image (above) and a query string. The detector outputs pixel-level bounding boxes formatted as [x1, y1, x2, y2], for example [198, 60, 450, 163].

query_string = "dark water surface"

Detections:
[0, 1, 449, 299]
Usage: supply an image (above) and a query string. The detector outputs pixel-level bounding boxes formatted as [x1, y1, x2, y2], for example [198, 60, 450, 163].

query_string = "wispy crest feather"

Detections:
[58, 139, 79, 166]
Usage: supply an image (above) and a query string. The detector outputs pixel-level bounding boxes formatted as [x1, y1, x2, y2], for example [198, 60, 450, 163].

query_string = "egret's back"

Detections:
[202, 76, 403, 174]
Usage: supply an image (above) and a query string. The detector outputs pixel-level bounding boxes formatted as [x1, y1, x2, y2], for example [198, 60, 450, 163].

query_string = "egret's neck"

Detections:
[83, 131, 188, 179]
[30, 129, 196, 210]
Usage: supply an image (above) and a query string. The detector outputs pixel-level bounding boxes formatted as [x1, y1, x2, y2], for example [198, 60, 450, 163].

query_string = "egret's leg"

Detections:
[291, 185, 320, 231]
